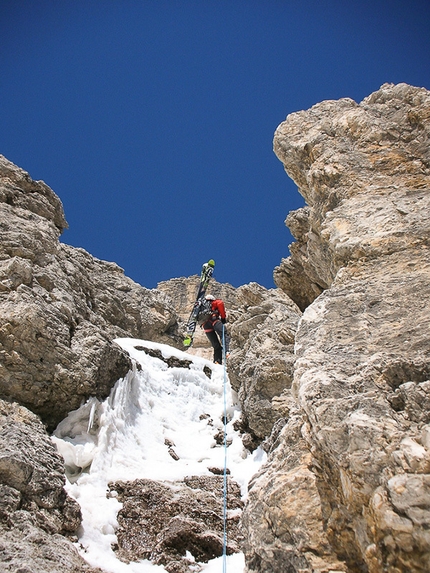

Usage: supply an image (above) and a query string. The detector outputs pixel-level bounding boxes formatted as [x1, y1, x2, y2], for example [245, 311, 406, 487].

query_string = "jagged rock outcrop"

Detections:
[0, 155, 182, 430]
[0, 399, 101, 573]
[111, 476, 243, 572]
[242, 408, 349, 573]
[274, 82, 430, 310]
[244, 83, 430, 572]
[227, 283, 301, 440]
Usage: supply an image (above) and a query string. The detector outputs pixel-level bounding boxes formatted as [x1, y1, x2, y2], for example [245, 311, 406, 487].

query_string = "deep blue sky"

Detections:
[1, 1, 429, 289]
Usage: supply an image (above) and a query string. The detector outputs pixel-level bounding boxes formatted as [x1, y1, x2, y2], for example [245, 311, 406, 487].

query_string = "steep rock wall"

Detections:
[227, 284, 300, 440]
[0, 155, 182, 430]
[244, 83, 430, 572]
[158, 277, 301, 440]
[274, 82, 430, 310]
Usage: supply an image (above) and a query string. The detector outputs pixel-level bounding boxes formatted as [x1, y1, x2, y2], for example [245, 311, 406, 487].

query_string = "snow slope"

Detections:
[53, 338, 266, 573]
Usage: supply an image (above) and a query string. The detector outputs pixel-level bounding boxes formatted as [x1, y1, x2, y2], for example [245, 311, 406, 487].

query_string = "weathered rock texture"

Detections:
[111, 476, 243, 572]
[0, 399, 101, 573]
[227, 284, 301, 440]
[274, 82, 430, 311]
[244, 83, 430, 572]
[0, 155, 182, 430]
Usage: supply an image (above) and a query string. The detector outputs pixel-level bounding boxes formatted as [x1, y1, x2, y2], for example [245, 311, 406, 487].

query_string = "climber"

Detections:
[200, 294, 230, 364]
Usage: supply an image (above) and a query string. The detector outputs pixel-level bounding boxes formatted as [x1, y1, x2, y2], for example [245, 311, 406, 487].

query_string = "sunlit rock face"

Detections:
[0, 155, 181, 430]
[244, 84, 430, 572]
[274, 82, 430, 310]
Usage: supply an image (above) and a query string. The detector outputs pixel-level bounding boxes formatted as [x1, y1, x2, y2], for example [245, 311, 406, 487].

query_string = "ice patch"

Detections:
[53, 338, 265, 573]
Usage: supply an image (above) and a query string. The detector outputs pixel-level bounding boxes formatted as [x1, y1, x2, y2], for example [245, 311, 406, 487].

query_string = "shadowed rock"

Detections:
[0, 399, 102, 573]
[110, 476, 243, 572]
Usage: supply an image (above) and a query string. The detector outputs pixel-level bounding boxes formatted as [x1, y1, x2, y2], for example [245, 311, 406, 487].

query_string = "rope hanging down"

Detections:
[222, 324, 228, 573]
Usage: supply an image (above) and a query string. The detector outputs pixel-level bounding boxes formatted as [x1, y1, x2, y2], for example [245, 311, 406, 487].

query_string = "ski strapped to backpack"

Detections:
[183, 259, 215, 348]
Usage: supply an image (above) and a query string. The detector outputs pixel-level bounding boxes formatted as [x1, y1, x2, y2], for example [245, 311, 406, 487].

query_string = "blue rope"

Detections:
[222, 324, 228, 573]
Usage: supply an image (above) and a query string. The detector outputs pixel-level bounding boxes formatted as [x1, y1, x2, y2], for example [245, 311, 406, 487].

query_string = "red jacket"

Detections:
[211, 299, 226, 320]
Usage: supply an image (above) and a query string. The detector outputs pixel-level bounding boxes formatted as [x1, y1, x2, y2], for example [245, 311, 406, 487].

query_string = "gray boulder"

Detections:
[0, 399, 101, 573]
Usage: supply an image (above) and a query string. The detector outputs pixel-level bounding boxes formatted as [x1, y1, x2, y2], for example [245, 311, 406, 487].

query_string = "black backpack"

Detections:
[197, 298, 213, 324]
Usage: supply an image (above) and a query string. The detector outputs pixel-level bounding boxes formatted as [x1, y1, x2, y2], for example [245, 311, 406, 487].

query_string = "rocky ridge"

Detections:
[274, 82, 430, 309]
[243, 83, 430, 572]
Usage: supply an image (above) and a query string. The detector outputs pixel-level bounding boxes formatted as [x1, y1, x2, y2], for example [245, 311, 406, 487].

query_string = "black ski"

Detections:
[183, 260, 215, 348]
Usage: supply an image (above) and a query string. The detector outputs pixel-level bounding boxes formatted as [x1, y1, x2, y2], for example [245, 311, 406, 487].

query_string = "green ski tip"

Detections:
[183, 336, 192, 348]
[208, 259, 215, 267]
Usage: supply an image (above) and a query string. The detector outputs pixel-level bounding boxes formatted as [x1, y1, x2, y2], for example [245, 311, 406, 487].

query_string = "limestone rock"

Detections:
[227, 283, 301, 440]
[243, 84, 430, 573]
[110, 476, 243, 572]
[274, 83, 430, 310]
[0, 154, 67, 231]
[0, 156, 182, 429]
[159, 277, 302, 440]
[243, 410, 349, 573]
[0, 399, 100, 573]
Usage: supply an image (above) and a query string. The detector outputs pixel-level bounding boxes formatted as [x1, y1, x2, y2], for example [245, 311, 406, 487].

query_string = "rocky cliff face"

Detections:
[0, 154, 182, 430]
[274, 82, 429, 310]
[158, 277, 301, 441]
[0, 82, 429, 573]
[0, 399, 102, 573]
[243, 83, 430, 572]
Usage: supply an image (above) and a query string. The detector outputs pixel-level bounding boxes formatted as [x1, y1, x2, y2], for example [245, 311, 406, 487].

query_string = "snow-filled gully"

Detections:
[52, 338, 266, 573]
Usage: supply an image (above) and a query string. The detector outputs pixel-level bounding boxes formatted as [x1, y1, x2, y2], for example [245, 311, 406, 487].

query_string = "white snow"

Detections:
[52, 338, 266, 573]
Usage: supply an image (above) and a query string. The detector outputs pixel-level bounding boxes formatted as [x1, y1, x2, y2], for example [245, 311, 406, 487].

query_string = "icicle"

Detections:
[87, 400, 96, 433]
